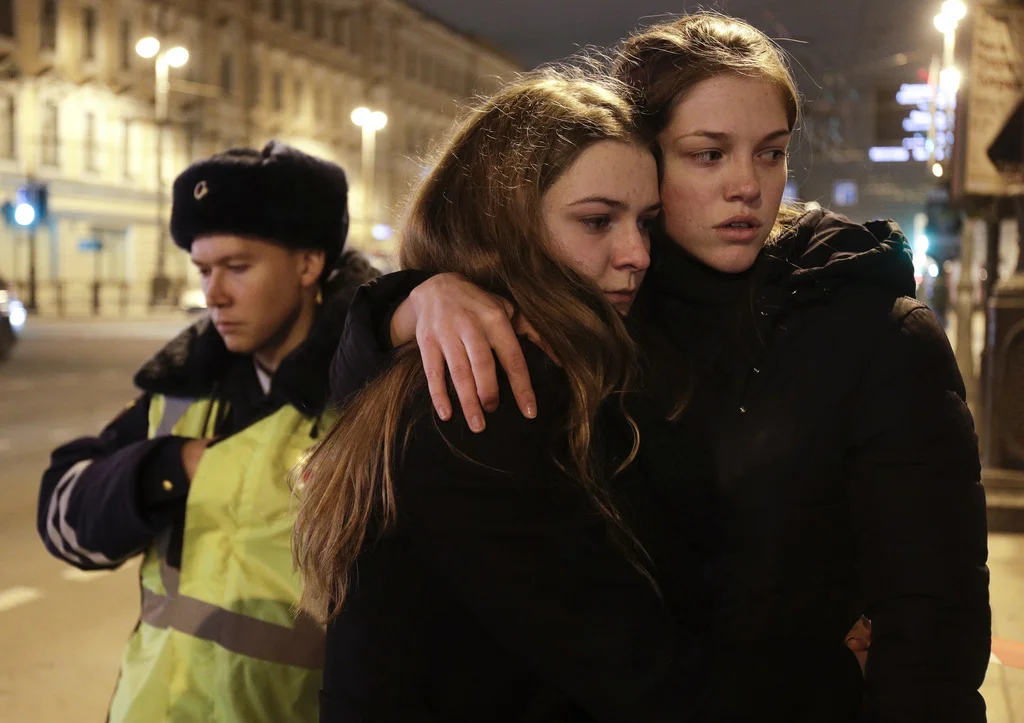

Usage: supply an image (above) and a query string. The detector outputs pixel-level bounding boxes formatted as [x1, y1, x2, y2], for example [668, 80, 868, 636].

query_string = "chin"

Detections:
[220, 334, 256, 355]
[684, 243, 760, 275]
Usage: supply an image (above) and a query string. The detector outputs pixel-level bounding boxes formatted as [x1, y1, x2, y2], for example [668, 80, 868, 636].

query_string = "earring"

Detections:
[315, 287, 324, 305]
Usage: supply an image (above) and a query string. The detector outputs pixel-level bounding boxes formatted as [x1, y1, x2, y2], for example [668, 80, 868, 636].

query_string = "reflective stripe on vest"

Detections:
[108, 395, 325, 723]
[137, 530, 324, 670]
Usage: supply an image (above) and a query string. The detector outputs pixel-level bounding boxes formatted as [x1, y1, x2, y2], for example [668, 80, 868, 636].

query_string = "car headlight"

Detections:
[8, 300, 26, 331]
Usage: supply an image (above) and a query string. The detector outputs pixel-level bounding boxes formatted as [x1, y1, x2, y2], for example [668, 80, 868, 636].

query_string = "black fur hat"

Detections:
[170, 140, 349, 267]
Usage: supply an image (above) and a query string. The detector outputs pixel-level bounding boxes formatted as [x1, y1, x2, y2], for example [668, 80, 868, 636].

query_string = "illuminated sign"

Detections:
[873, 82, 956, 164]
[869, 147, 911, 162]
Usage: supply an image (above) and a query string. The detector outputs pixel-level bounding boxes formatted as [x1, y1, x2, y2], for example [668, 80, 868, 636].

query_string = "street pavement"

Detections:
[0, 318, 1022, 721]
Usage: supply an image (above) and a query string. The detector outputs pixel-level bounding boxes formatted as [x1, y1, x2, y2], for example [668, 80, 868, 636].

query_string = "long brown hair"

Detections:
[612, 11, 805, 240]
[294, 69, 654, 622]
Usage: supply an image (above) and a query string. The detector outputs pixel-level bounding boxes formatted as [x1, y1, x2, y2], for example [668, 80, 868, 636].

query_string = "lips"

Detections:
[715, 215, 763, 243]
[716, 215, 762, 231]
[603, 289, 638, 311]
[214, 320, 241, 333]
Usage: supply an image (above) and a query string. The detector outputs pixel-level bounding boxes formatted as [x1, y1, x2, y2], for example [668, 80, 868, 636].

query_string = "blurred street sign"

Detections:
[963, 4, 1024, 196]
[832, 180, 859, 207]
[78, 239, 103, 252]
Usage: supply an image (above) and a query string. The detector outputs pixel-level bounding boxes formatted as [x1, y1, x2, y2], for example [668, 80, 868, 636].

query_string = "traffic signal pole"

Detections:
[26, 225, 37, 313]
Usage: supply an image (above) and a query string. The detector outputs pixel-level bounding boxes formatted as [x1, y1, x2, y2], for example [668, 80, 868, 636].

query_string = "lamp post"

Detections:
[931, 1, 974, 384]
[351, 107, 387, 251]
[136, 36, 189, 306]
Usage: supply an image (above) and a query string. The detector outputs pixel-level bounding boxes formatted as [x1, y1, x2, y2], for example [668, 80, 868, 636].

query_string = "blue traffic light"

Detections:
[13, 202, 35, 226]
[5, 183, 49, 228]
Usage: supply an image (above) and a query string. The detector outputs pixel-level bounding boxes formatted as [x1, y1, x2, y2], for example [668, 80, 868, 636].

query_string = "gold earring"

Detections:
[315, 287, 323, 305]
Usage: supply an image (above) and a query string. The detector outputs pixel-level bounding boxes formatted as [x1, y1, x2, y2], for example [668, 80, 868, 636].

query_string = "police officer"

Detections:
[37, 140, 378, 722]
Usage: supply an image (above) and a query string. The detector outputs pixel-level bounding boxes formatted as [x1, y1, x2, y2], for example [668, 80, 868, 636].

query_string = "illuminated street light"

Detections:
[934, 12, 958, 34]
[164, 46, 190, 69]
[942, 0, 967, 22]
[351, 107, 387, 131]
[352, 107, 389, 250]
[932, 162, 945, 178]
[137, 37, 191, 305]
[135, 36, 160, 59]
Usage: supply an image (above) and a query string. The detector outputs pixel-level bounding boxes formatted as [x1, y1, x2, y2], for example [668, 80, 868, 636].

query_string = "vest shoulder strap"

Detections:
[155, 396, 196, 437]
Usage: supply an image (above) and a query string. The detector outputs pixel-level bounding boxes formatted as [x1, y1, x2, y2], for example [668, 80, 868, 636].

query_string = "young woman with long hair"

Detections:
[294, 70, 705, 722]
[331, 13, 990, 723]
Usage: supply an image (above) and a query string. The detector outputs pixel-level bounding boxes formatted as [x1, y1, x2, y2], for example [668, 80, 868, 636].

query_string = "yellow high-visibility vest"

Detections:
[108, 394, 324, 723]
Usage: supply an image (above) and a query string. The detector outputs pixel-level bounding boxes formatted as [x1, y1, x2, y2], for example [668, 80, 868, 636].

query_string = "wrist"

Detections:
[390, 295, 418, 347]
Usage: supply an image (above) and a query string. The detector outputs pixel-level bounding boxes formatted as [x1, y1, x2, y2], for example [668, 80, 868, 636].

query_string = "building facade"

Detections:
[0, 0, 519, 315]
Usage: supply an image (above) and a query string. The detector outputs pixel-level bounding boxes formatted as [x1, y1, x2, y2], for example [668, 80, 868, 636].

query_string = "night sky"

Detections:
[407, 0, 945, 90]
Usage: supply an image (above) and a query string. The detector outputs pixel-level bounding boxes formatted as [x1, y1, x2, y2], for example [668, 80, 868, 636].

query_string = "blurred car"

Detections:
[180, 288, 207, 315]
[0, 277, 26, 362]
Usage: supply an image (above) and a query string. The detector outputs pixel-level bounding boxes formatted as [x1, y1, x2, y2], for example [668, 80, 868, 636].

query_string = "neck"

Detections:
[253, 296, 318, 374]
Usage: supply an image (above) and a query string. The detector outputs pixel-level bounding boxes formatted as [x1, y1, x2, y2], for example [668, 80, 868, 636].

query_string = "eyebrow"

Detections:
[569, 197, 663, 213]
[681, 129, 792, 143]
[192, 253, 253, 266]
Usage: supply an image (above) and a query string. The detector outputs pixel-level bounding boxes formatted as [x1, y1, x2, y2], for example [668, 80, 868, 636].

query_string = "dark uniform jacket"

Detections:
[37, 251, 378, 573]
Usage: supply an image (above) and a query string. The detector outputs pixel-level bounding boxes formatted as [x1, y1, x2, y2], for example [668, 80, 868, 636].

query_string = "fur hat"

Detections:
[170, 140, 350, 267]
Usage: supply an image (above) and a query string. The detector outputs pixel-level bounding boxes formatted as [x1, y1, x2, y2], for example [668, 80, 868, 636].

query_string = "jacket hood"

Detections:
[133, 250, 379, 415]
[760, 208, 916, 300]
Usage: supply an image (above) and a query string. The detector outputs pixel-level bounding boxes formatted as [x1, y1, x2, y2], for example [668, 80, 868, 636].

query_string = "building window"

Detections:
[122, 118, 133, 178]
[41, 100, 59, 166]
[84, 111, 98, 172]
[82, 6, 97, 61]
[41, 0, 58, 51]
[311, 3, 324, 39]
[271, 0, 284, 22]
[419, 53, 431, 84]
[0, 96, 14, 159]
[220, 54, 233, 98]
[272, 71, 283, 111]
[293, 78, 303, 113]
[248, 64, 260, 108]
[292, 0, 304, 31]
[0, 0, 15, 38]
[405, 47, 416, 79]
[331, 11, 346, 47]
[313, 87, 322, 121]
[119, 18, 132, 71]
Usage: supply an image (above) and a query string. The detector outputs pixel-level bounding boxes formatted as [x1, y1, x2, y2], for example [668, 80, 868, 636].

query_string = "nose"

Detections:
[725, 157, 762, 204]
[204, 269, 229, 308]
[614, 223, 651, 275]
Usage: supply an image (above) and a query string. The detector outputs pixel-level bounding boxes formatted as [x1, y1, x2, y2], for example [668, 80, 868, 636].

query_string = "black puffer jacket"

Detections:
[636, 209, 990, 723]
[328, 210, 990, 723]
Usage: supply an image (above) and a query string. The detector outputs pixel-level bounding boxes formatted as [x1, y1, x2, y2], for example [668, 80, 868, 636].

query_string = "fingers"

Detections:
[420, 339, 453, 422]
[443, 338, 487, 433]
[494, 323, 536, 419]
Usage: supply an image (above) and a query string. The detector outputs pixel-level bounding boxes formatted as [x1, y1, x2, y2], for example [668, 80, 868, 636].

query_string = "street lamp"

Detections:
[136, 36, 189, 306]
[931, 1, 974, 386]
[351, 107, 388, 251]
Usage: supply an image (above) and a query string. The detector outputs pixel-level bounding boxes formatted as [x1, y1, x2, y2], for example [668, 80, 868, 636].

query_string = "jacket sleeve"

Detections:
[37, 393, 192, 571]
[329, 269, 434, 407]
[848, 301, 990, 723]
[395, 348, 701, 722]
